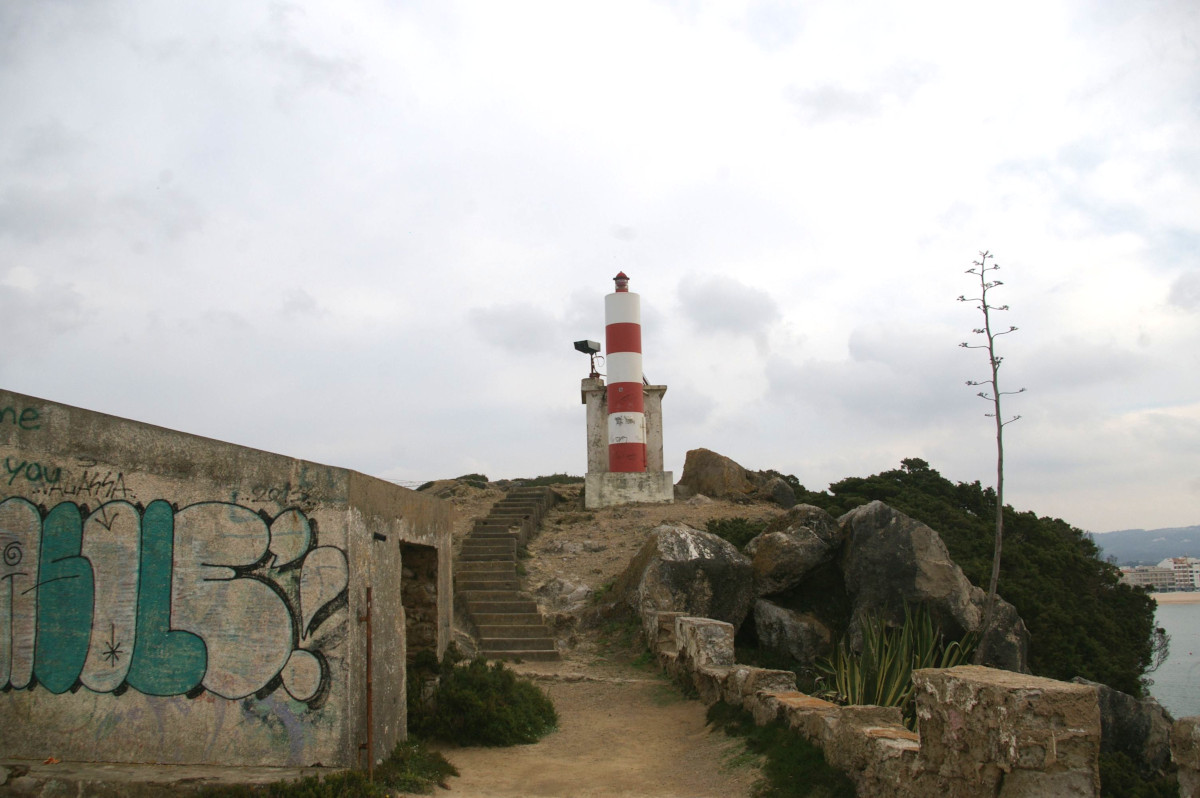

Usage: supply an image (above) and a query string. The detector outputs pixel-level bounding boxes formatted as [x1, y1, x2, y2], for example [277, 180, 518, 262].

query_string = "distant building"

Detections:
[1160, 556, 1200, 590]
[1119, 556, 1200, 591]
[1120, 564, 1177, 591]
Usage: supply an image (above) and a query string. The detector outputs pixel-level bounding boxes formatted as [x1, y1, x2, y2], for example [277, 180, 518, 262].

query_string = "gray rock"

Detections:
[677, 448, 755, 499]
[745, 504, 843, 596]
[612, 523, 755, 630]
[753, 599, 833, 665]
[1072, 677, 1174, 775]
[761, 476, 797, 508]
[839, 500, 1029, 672]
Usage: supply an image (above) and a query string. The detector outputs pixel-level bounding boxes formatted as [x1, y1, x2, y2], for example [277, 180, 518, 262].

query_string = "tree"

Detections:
[958, 251, 1025, 665]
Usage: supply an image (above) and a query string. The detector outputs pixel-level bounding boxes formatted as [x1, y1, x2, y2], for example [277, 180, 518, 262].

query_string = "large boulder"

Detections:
[753, 599, 834, 665]
[759, 476, 797, 508]
[745, 504, 843, 596]
[839, 501, 1029, 672]
[677, 448, 755, 499]
[1072, 677, 1174, 776]
[612, 523, 755, 630]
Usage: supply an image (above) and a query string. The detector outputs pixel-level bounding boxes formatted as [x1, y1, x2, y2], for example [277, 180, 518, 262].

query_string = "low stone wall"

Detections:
[651, 613, 1105, 797]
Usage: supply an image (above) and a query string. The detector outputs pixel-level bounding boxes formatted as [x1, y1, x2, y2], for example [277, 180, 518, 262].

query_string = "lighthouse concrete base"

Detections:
[584, 471, 674, 509]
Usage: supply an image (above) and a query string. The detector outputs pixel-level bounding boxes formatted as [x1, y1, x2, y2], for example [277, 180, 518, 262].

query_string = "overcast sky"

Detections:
[2, 0, 1197, 534]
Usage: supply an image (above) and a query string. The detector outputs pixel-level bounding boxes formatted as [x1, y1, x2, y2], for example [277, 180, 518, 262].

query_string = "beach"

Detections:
[1152, 592, 1200, 604]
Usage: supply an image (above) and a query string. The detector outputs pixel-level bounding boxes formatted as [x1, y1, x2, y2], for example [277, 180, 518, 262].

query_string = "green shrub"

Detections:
[707, 701, 855, 798]
[792, 459, 1161, 695]
[1099, 752, 1178, 798]
[816, 603, 975, 729]
[705, 517, 767, 551]
[408, 655, 557, 746]
[513, 473, 585, 486]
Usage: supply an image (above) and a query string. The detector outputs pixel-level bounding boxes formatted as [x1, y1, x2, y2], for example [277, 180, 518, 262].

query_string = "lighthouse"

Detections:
[605, 272, 647, 473]
[579, 273, 674, 508]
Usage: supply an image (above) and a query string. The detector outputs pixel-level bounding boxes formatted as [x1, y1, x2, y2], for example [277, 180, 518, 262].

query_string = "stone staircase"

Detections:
[457, 487, 560, 661]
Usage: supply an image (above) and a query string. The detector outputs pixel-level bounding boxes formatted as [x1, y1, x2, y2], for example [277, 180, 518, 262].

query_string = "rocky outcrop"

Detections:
[745, 504, 842, 595]
[753, 599, 833, 664]
[1172, 717, 1200, 798]
[677, 449, 799, 507]
[611, 523, 754, 631]
[760, 475, 797, 508]
[677, 448, 755, 499]
[1072, 677, 1174, 776]
[839, 501, 1028, 672]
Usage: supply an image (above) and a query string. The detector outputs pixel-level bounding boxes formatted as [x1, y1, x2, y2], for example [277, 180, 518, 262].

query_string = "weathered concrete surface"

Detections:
[584, 471, 674, 509]
[912, 665, 1101, 797]
[0, 390, 452, 768]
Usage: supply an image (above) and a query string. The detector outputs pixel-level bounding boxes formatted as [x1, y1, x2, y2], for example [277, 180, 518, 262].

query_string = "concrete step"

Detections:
[458, 589, 528, 602]
[455, 579, 520, 592]
[468, 528, 519, 538]
[460, 544, 516, 557]
[459, 552, 515, 562]
[472, 613, 546, 626]
[476, 624, 552, 638]
[466, 600, 539, 614]
[480, 637, 556, 652]
[461, 537, 516, 549]
[483, 649, 560, 662]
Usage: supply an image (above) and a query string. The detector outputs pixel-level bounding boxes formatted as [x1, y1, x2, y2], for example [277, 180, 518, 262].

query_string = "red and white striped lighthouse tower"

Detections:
[605, 272, 647, 473]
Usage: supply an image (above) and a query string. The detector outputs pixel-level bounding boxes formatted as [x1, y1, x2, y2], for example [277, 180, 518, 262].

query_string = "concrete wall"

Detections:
[0, 390, 452, 768]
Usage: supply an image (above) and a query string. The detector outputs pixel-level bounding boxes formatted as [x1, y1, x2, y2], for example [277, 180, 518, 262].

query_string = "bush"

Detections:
[512, 473, 585, 486]
[1099, 752, 1178, 798]
[793, 459, 1162, 695]
[706, 517, 767, 551]
[707, 701, 855, 798]
[408, 654, 558, 746]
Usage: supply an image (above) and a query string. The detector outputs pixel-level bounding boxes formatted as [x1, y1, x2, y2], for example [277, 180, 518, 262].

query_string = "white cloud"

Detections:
[0, 0, 1197, 532]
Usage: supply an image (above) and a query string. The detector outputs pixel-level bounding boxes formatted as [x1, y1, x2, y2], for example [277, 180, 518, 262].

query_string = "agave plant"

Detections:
[816, 603, 977, 728]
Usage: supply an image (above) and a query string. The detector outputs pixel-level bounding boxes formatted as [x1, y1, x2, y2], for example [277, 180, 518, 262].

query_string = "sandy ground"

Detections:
[412, 481, 780, 797]
[1152, 592, 1200, 604]
[420, 661, 760, 798]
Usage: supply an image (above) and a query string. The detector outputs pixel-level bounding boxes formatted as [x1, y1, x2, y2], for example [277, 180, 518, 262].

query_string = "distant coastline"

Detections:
[1151, 592, 1200, 604]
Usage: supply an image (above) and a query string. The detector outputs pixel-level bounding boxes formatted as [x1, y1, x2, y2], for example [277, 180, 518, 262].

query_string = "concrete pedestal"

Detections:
[584, 471, 674, 509]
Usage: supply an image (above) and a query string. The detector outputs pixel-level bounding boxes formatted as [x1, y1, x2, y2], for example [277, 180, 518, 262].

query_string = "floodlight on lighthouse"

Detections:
[574, 339, 603, 378]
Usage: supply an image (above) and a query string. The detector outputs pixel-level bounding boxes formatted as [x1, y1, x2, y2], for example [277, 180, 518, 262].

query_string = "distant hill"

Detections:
[1090, 525, 1200, 566]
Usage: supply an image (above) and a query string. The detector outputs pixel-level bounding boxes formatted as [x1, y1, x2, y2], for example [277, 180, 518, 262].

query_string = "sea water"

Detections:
[1149, 601, 1200, 718]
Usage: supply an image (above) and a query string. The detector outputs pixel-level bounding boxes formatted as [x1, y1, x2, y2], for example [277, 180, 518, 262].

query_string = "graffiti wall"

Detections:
[0, 391, 452, 767]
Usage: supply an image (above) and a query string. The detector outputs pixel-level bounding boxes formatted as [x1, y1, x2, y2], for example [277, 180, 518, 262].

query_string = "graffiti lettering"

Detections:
[40, 469, 133, 502]
[0, 407, 41, 431]
[248, 484, 312, 507]
[4, 458, 62, 487]
[0, 499, 348, 707]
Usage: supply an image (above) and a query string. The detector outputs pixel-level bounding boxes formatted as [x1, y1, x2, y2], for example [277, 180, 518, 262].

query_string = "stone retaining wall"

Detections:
[649, 611, 1197, 798]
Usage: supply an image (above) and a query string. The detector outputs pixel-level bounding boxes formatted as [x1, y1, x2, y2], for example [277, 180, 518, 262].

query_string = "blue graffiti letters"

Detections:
[0, 498, 348, 706]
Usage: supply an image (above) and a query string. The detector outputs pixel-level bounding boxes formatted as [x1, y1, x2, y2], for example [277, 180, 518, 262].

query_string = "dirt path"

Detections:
[422, 662, 760, 798]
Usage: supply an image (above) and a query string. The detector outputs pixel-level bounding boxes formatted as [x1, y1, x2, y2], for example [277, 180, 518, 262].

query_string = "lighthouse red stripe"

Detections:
[608, 442, 647, 472]
[607, 382, 644, 413]
[605, 323, 641, 354]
